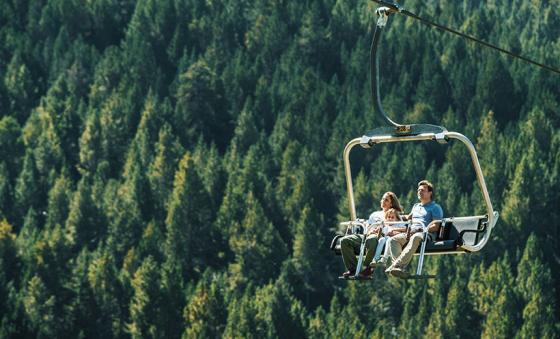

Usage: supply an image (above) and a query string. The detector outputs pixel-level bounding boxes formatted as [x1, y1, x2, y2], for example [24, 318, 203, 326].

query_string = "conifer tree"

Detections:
[0, 219, 17, 318]
[0, 116, 23, 178]
[4, 52, 35, 122]
[102, 175, 143, 261]
[45, 172, 72, 230]
[252, 278, 307, 339]
[78, 109, 102, 175]
[87, 249, 124, 337]
[228, 191, 288, 286]
[127, 255, 162, 339]
[23, 275, 58, 338]
[501, 143, 544, 243]
[22, 108, 64, 179]
[147, 123, 182, 221]
[469, 254, 520, 337]
[223, 290, 262, 339]
[62, 248, 99, 338]
[0, 163, 12, 220]
[515, 234, 558, 338]
[65, 177, 104, 250]
[183, 270, 227, 338]
[98, 92, 133, 177]
[191, 140, 226, 222]
[174, 59, 230, 149]
[164, 152, 212, 280]
[475, 56, 518, 126]
[476, 111, 506, 202]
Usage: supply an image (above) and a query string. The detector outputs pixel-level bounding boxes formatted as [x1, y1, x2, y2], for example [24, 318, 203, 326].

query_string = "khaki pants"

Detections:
[387, 232, 424, 269]
[340, 234, 379, 271]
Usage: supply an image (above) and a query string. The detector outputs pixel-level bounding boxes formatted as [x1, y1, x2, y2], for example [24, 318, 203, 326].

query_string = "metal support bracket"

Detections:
[376, 7, 391, 27]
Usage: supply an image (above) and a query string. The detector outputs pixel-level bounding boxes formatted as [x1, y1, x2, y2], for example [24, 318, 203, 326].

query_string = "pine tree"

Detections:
[252, 278, 307, 339]
[22, 107, 64, 178]
[147, 123, 183, 221]
[223, 290, 263, 339]
[0, 219, 17, 320]
[228, 191, 288, 286]
[183, 270, 227, 338]
[23, 275, 58, 338]
[78, 109, 102, 175]
[14, 151, 45, 223]
[174, 59, 230, 149]
[285, 205, 332, 308]
[0, 116, 23, 179]
[87, 248, 125, 337]
[515, 234, 558, 338]
[475, 56, 518, 126]
[65, 177, 104, 250]
[4, 52, 35, 122]
[45, 172, 72, 230]
[469, 254, 520, 337]
[164, 152, 212, 280]
[62, 248, 100, 338]
[0, 163, 13, 220]
[103, 157, 145, 261]
[127, 256, 162, 339]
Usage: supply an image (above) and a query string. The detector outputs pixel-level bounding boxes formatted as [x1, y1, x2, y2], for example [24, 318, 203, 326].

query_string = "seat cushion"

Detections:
[424, 240, 457, 252]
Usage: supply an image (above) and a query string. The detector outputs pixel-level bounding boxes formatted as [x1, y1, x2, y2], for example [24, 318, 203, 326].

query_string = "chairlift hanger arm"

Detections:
[370, 4, 447, 135]
[370, 0, 560, 75]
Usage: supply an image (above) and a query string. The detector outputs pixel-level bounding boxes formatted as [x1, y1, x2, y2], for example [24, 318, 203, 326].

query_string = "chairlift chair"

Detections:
[332, 2, 500, 280]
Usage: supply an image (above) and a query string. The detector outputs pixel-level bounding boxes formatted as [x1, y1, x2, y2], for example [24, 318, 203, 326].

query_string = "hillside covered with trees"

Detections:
[0, 0, 559, 337]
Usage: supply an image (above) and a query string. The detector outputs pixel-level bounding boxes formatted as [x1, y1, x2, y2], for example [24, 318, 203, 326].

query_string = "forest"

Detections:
[0, 0, 559, 337]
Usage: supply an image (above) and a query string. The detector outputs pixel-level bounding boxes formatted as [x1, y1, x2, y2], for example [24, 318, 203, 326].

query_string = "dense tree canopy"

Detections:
[0, 0, 559, 337]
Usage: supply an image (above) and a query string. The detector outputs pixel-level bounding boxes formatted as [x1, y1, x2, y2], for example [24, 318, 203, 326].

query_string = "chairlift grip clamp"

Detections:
[376, 7, 391, 27]
[435, 132, 448, 144]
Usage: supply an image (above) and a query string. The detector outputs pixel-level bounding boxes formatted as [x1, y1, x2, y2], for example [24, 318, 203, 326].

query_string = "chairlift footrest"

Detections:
[338, 275, 374, 281]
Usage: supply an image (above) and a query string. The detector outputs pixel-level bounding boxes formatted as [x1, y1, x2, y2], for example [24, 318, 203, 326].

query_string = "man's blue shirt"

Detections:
[411, 201, 444, 238]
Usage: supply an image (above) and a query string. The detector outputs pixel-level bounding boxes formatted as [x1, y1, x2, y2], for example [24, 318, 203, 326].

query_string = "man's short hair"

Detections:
[418, 180, 434, 199]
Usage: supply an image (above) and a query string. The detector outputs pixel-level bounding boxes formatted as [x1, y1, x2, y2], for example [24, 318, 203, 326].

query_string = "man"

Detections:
[340, 192, 403, 278]
[385, 180, 443, 279]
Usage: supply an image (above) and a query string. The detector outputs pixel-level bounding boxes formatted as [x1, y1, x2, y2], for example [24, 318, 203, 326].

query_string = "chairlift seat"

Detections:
[330, 215, 488, 255]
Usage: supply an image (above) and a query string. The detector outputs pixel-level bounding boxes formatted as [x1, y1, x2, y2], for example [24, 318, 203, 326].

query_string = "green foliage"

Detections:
[229, 191, 288, 286]
[183, 270, 227, 338]
[165, 152, 214, 279]
[127, 255, 162, 339]
[23, 275, 58, 338]
[0, 0, 559, 337]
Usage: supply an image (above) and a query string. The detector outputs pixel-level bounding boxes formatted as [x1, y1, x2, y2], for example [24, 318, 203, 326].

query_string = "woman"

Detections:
[341, 191, 403, 278]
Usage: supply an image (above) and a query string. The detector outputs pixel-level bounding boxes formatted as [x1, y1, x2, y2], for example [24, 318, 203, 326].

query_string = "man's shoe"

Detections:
[385, 265, 394, 274]
[389, 267, 410, 279]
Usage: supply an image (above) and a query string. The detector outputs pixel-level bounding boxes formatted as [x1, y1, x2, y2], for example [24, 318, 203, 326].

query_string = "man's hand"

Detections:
[427, 220, 442, 233]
